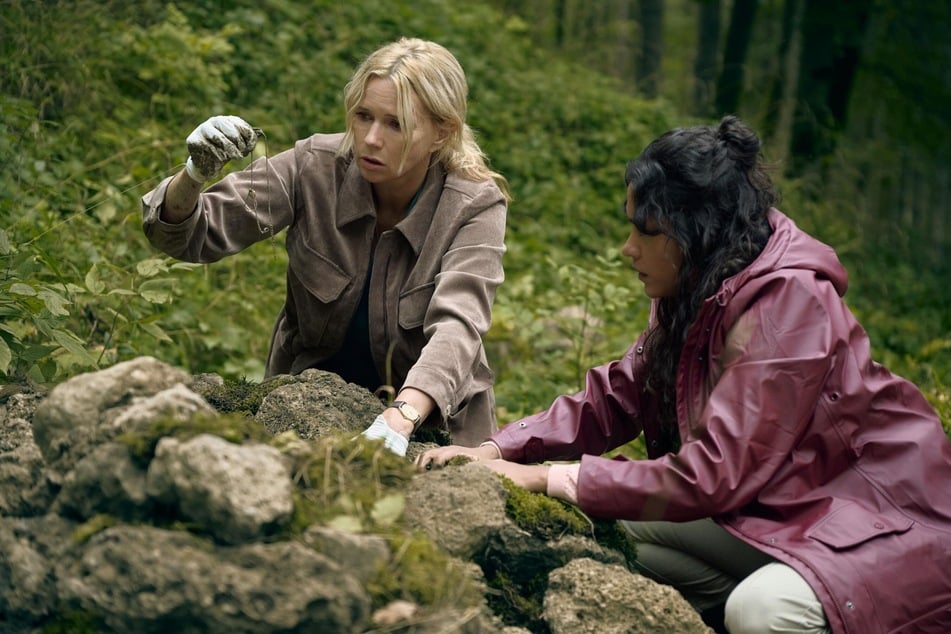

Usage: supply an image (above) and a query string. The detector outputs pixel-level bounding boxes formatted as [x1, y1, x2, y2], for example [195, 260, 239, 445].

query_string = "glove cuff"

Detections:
[361, 417, 409, 457]
[184, 156, 209, 183]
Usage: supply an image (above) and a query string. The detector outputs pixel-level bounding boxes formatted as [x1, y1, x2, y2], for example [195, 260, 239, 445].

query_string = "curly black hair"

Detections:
[624, 115, 778, 452]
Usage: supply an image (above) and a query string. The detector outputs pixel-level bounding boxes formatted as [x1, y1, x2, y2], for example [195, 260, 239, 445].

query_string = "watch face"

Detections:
[396, 401, 420, 423]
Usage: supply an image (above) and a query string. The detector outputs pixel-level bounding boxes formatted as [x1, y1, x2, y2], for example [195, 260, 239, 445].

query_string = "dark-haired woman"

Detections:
[418, 116, 951, 633]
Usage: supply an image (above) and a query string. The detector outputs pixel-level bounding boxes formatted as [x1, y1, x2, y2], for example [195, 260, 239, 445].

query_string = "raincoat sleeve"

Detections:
[491, 337, 649, 464]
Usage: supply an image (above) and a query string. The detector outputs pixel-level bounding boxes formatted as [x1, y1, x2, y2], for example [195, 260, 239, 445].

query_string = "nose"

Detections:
[365, 121, 383, 147]
[621, 233, 639, 260]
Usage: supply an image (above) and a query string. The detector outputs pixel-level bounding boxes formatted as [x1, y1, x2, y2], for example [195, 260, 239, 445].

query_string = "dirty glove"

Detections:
[361, 415, 409, 457]
[184, 115, 258, 182]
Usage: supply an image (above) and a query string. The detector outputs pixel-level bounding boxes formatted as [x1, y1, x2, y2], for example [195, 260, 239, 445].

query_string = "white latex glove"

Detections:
[184, 115, 258, 182]
[361, 415, 409, 457]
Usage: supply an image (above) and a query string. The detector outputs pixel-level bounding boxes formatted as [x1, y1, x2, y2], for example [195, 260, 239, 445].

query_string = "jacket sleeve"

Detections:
[576, 275, 838, 521]
[491, 338, 649, 463]
[402, 183, 507, 418]
[141, 148, 298, 263]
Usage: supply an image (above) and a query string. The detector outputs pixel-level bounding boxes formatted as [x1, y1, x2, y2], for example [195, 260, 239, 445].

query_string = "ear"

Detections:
[431, 123, 452, 151]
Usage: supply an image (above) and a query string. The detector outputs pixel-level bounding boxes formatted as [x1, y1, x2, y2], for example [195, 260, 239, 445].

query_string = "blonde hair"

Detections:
[338, 37, 510, 200]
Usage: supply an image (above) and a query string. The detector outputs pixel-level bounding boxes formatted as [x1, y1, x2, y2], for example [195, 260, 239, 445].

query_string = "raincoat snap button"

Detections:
[636, 345, 644, 354]
[768, 538, 776, 544]
[830, 392, 839, 401]
[518, 422, 527, 428]
[874, 522, 884, 529]
[845, 600, 854, 610]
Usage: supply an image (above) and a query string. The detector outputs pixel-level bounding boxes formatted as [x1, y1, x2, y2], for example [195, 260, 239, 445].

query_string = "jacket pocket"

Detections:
[806, 500, 914, 550]
[398, 282, 435, 330]
[286, 230, 351, 303]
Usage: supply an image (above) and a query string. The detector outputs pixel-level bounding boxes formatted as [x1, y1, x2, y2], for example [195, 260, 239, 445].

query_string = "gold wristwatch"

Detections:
[389, 400, 422, 428]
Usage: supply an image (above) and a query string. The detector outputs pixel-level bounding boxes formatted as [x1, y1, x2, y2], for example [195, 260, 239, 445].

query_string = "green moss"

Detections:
[196, 375, 297, 415]
[366, 533, 482, 611]
[485, 569, 551, 633]
[42, 609, 104, 634]
[591, 519, 638, 570]
[499, 475, 590, 540]
[485, 475, 640, 631]
[410, 425, 452, 446]
[498, 475, 637, 568]
[71, 514, 118, 544]
[115, 410, 272, 466]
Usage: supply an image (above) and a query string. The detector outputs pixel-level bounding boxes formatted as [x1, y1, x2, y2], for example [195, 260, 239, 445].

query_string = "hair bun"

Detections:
[717, 115, 760, 169]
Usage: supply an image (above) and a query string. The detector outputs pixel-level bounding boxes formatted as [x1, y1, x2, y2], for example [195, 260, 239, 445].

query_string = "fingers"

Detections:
[185, 115, 258, 181]
[188, 116, 256, 162]
[216, 115, 258, 157]
[414, 444, 498, 472]
[414, 446, 465, 472]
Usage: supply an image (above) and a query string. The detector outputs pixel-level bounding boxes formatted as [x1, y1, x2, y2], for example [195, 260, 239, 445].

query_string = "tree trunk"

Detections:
[554, 0, 567, 48]
[692, 0, 721, 117]
[637, 0, 664, 98]
[762, 0, 803, 144]
[789, 0, 873, 174]
[714, 0, 757, 116]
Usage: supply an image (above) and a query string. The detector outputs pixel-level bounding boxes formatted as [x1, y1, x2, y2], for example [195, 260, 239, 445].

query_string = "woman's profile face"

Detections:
[351, 77, 445, 191]
[620, 185, 683, 298]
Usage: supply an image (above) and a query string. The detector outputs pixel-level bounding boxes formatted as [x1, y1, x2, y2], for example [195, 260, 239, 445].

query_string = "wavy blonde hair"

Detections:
[338, 37, 510, 200]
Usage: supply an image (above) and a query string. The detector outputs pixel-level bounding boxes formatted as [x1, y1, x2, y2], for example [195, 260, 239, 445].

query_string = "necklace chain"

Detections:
[246, 127, 273, 237]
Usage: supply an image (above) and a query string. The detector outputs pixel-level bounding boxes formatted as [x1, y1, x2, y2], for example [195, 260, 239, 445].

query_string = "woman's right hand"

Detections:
[415, 442, 500, 472]
[185, 115, 258, 183]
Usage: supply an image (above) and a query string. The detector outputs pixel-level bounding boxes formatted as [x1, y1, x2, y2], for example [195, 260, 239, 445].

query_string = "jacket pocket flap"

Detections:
[287, 231, 351, 303]
[398, 282, 435, 329]
[806, 501, 914, 550]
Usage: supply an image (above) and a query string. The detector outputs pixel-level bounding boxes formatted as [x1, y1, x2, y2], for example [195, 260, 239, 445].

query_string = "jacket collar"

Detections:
[336, 158, 376, 228]
[394, 163, 447, 256]
[335, 157, 447, 256]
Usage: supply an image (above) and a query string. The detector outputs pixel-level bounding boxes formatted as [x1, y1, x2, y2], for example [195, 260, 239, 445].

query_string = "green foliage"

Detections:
[285, 432, 417, 535]
[490, 249, 649, 420]
[1, 0, 946, 437]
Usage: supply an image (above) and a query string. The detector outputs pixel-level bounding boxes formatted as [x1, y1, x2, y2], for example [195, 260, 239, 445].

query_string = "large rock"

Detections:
[0, 356, 710, 633]
[31, 356, 190, 464]
[545, 558, 712, 633]
[146, 434, 294, 544]
[56, 525, 370, 633]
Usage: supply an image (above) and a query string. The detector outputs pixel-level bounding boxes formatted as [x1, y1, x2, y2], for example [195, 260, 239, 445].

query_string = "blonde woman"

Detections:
[143, 38, 509, 453]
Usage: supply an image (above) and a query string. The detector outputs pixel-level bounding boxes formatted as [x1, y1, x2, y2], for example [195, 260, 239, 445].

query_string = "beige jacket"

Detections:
[142, 133, 507, 445]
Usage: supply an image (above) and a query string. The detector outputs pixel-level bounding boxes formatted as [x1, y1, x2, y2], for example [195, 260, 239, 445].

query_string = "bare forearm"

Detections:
[382, 387, 436, 437]
[160, 170, 204, 224]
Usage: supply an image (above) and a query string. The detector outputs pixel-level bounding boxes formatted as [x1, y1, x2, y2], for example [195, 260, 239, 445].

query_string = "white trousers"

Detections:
[620, 518, 830, 634]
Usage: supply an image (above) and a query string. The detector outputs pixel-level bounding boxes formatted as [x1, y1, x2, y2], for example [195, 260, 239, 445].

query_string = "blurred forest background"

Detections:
[1, 0, 948, 433]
